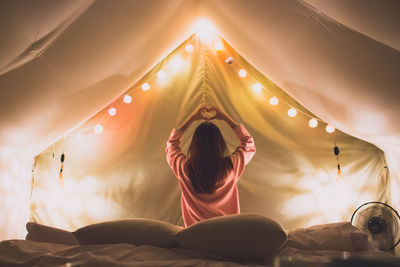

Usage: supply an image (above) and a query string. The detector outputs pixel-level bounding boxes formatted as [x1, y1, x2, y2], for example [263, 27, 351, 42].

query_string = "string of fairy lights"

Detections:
[56, 21, 342, 183]
[89, 33, 336, 135]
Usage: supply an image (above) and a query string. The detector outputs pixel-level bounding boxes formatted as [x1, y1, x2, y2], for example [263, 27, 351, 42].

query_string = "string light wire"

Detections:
[67, 34, 337, 137]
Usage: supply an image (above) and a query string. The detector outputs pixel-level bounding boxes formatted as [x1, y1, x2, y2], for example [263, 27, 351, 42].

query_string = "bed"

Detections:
[0, 240, 398, 267]
[1, 214, 399, 267]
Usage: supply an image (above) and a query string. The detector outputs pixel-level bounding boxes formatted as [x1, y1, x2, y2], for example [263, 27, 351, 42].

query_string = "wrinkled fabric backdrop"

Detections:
[33, 36, 389, 231]
[0, 0, 399, 244]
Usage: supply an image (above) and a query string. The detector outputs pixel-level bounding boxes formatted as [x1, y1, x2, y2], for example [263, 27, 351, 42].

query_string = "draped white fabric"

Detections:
[31, 36, 389, 232]
[0, 0, 399, 243]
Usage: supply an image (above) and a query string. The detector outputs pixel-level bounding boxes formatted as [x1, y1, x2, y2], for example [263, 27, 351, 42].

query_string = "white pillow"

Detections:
[175, 213, 287, 260]
[72, 219, 181, 248]
[26, 222, 78, 245]
[285, 222, 373, 251]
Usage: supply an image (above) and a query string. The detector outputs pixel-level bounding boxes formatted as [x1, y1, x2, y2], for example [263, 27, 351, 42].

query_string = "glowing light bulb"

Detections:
[214, 42, 223, 51]
[269, 96, 279, 105]
[185, 44, 194, 52]
[123, 95, 132, 103]
[157, 70, 166, 79]
[238, 69, 247, 78]
[252, 83, 262, 93]
[141, 83, 150, 91]
[326, 124, 335, 133]
[288, 108, 297, 117]
[94, 124, 103, 134]
[108, 107, 117, 116]
[309, 118, 318, 128]
[194, 19, 217, 44]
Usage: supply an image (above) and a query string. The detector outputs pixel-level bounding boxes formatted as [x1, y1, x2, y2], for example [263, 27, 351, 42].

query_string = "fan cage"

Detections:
[351, 201, 400, 251]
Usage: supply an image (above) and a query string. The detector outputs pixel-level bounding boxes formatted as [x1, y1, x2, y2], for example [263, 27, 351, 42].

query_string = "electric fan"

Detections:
[351, 201, 400, 251]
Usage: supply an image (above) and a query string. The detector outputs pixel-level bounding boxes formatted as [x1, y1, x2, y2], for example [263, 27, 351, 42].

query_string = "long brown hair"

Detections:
[187, 122, 233, 194]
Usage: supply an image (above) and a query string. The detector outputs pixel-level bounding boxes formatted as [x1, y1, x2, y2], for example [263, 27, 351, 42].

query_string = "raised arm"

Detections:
[166, 106, 208, 177]
[177, 106, 208, 132]
[207, 106, 255, 178]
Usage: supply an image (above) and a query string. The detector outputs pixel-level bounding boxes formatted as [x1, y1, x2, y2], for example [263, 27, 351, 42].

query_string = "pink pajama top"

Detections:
[166, 125, 256, 227]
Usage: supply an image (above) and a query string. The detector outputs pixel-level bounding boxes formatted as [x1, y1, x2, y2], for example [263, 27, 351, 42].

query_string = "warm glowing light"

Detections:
[169, 56, 185, 73]
[33, 176, 123, 229]
[94, 124, 103, 134]
[238, 69, 247, 78]
[309, 118, 318, 128]
[269, 96, 279, 105]
[288, 108, 297, 117]
[156, 70, 169, 86]
[76, 133, 82, 139]
[214, 42, 223, 51]
[281, 168, 374, 226]
[194, 19, 218, 44]
[252, 83, 263, 93]
[185, 44, 194, 52]
[108, 107, 116, 116]
[141, 83, 150, 91]
[123, 95, 132, 103]
[157, 70, 166, 79]
[326, 124, 335, 133]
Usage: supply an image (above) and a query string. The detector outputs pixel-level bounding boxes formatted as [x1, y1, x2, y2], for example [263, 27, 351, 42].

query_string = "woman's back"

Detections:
[186, 122, 233, 194]
[166, 117, 255, 227]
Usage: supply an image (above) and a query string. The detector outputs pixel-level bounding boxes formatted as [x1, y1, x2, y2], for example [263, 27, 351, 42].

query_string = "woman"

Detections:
[166, 106, 255, 227]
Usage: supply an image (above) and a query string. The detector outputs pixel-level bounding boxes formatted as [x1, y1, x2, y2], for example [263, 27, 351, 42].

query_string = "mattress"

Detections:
[0, 239, 399, 267]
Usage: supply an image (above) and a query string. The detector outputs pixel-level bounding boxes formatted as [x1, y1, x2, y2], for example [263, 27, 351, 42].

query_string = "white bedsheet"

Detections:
[277, 247, 400, 266]
[0, 239, 399, 266]
[0, 239, 266, 266]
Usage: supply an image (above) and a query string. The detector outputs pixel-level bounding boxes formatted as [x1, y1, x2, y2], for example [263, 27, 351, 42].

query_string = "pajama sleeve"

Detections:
[166, 129, 187, 179]
[231, 125, 256, 179]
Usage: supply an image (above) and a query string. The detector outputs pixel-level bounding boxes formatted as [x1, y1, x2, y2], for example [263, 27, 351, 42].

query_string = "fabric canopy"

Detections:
[31, 35, 389, 232]
[0, 0, 399, 245]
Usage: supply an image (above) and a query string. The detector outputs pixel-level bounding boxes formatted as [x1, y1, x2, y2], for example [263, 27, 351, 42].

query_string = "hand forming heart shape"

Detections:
[201, 108, 217, 120]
